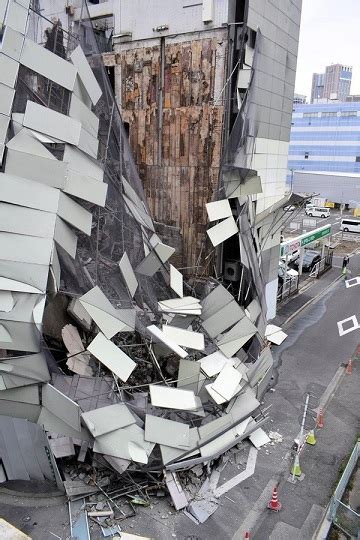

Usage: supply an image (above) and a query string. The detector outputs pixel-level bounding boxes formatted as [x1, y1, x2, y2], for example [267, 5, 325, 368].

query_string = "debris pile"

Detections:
[0, 1, 287, 533]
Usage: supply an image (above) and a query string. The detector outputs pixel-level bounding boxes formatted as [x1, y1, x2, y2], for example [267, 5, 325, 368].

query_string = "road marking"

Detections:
[214, 447, 258, 498]
[337, 315, 360, 336]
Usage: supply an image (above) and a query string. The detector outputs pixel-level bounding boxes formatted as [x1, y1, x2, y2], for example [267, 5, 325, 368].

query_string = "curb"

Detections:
[283, 273, 343, 327]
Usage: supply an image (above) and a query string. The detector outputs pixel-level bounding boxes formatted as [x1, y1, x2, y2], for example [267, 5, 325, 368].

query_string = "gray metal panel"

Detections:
[57, 191, 92, 235]
[12, 418, 44, 480]
[0, 232, 53, 265]
[0, 0, 8, 24]
[0, 415, 29, 479]
[0, 320, 41, 352]
[20, 38, 76, 90]
[1, 354, 50, 387]
[119, 252, 138, 298]
[202, 300, 244, 338]
[70, 45, 102, 105]
[7, 128, 55, 157]
[54, 216, 78, 258]
[4, 0, 28, 34]
[42, 383, 81, 432]
[0, 113, 10, 146]
[5, 148, 67, 189]
[0, 292, 41, 322]
[177, 359, 201, 393]
[81, 403, 136, 438]
[0, 399, 40, 421]
[78, 126, 99, 158]
[0, 259, 49, 292]
[0, 82, 14, 115]
[23, 101, 81, 145]
[0, 26, 24, 61]
[0, 172, 60, 213]
[69, 93, 99, 138]
[201, 284, 234, 320]
[0, 53, 19, 88]
[37, 407, 90, 441]
[63, 144, 104, 181]
[0, 202, 56, 237]
[0, 385, 39, 403]
[144, 414, 190, 449]
[73, 74, 92, 108]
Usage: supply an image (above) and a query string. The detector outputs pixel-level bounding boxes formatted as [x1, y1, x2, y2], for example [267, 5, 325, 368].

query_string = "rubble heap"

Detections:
[0, 0, 278, 531]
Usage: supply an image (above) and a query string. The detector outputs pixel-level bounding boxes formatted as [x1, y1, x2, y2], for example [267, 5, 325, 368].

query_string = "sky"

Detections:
[295, 0, 360, 99]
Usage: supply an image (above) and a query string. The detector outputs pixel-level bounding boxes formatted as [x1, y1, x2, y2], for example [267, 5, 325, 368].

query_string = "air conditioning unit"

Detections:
[224, 260, 241, 282]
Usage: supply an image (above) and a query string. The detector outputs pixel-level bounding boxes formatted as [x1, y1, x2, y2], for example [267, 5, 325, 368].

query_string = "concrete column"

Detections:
[298, 246, 305, 276]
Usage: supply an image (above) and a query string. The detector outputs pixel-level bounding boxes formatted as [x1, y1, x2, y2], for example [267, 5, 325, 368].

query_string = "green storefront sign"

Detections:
[280, 225, 331, 257]
[301, 225, 331, 247]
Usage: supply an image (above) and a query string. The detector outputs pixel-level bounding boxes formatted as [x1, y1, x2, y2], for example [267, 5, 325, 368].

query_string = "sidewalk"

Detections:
[244, 350, 360, 540]
[274, 266, 342, 327]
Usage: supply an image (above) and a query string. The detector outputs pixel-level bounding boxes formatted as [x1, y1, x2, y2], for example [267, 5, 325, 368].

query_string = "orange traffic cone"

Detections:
[346, 359, 353, 374]
[244, 533, 250, 540]
[317, 408, 324, 428]
[267, 486, 282, 511]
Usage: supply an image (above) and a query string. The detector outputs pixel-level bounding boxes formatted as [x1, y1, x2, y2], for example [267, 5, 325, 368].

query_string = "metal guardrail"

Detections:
[329, 441, 360, 537]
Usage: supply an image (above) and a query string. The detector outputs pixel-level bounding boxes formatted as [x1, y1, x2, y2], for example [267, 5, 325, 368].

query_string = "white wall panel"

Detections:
[0, 53, 19, 88]
[23, 101, 81, 146]
[20, 38, 76, 91]
[70, 45, 102, 106]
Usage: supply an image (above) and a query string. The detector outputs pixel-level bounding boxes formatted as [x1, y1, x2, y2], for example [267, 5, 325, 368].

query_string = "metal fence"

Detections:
[309, 251, 333, 278]
[329, 441, 360, 537]
[277, 275, 299, 303]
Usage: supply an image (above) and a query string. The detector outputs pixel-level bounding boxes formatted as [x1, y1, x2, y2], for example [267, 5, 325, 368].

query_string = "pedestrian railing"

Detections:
[309, 251, 333, 278]
[329, 441, 360, 537]
[277, 275, 299, 303]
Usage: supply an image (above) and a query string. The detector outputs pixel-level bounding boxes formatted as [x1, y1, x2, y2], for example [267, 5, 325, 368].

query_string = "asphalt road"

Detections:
[282, 207, 354, 239]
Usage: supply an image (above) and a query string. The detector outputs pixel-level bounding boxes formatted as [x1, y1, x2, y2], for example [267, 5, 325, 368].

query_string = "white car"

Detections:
[280, 249, 300, 263]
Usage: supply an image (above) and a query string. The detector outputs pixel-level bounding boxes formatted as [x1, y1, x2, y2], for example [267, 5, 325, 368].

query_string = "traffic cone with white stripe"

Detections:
[346, 358, 353, 374]
[267, 486, 282, 511]
[317, 408, 324, 428]
[244, 533, 250, 540]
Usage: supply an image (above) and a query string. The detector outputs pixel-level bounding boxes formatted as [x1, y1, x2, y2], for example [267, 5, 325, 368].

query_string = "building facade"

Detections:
[43, 0, 302, 318]
[294, 93, 306, 105]
[108, 0, 302, 318]
[288, 102, 360, 175]
[310, 73, 325, 103]
[310, 64, 352, 103]
[324, 64, 352, 102]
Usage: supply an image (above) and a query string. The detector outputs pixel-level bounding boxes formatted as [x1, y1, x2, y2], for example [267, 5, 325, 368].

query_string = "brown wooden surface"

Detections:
[116, 35, 227, 274]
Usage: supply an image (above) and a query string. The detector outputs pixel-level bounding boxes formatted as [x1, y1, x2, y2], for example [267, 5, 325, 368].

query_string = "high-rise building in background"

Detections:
[310, 65, 352, 103]
[310, 73, 325, 103]
[324, 64, 352, 102]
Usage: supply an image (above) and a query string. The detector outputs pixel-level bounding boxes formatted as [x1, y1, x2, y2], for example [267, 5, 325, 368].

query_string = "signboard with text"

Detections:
[280, 225, 331, 257]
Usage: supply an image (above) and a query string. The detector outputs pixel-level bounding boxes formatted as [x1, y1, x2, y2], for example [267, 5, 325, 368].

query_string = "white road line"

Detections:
[214, 447, 258, 498]
[337, 315, 360, 336]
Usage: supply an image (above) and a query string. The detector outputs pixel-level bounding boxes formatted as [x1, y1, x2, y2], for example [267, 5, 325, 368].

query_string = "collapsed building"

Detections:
[0, 0, 301, 534]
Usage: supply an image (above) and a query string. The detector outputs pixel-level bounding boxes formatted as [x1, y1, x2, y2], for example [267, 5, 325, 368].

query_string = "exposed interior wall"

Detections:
[109, 30, 227, 273]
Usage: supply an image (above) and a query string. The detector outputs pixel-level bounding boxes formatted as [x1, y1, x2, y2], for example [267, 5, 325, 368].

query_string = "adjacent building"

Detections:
[293, 93, 307, 105]
[310, 64, 352, 103]
[288, 102, 360, 174]
[310, 73, 325, 103]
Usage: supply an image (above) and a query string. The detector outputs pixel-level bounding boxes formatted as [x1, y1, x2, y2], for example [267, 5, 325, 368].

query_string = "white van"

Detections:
[341, 218, 360, 233]
[305, 206, 330, 218]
